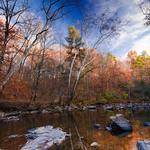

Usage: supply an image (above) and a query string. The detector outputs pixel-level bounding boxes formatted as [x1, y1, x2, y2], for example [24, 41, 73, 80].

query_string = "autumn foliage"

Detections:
[0, 0, 149, 105]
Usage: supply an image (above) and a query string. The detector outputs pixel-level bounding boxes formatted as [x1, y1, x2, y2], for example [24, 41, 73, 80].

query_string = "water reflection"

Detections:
[0, 109, 149, 150]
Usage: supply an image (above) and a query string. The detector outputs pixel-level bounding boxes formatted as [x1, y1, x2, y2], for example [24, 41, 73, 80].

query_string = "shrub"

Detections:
[100, 97, 108, 104]
[103, 90, 120, 100]
[122, 92, 128, 100]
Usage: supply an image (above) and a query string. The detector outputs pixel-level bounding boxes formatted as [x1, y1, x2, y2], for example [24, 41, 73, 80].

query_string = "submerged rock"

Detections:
[21, 126, 68, 150]
[137, 140, 150, 150]
[108, 114, 132, 133]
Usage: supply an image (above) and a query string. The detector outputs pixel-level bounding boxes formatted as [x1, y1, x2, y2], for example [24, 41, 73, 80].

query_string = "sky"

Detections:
[30, 0, 150, 58]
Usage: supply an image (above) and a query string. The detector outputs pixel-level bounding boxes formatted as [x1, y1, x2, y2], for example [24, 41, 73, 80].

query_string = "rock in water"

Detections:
[106, 126, 112, 131]
[90, 142, 100, 147]
[103, 105, 113, 110]
[144, 122, 150, 126]
[3, 116, 19, 122]
[137, 140, 150, 150]
[0, 112, 5, 118]
[21, 126, 68, 150]
[94, 124, 101, 129]
[87, 105, 96, 109]
[109, 114, 132, 133]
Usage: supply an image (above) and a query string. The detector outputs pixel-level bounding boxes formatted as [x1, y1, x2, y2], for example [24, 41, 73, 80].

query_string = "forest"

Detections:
[0, 0, 149, 107]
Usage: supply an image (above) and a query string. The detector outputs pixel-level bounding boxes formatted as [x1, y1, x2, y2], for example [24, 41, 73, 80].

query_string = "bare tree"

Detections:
[139, 0, 150, 26]
[31, 29, 56, 101]
[0, 0, 27, 67]
[0, 0, 68, 94]
[81, 10, 122, 49]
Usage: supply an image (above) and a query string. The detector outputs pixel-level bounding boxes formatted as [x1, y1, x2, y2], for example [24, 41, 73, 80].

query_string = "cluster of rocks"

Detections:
[0, 104, 82, 121]
[64, 102, 150, 111]
[0, 109, 53, 122]
[103, 103, 150, 111]
[100, 114, 150, 150]
[0, 111, 20, 122]
[0, 102, 150, 121]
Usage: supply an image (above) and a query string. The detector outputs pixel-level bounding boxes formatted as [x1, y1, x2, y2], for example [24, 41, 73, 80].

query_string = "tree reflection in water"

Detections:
[0, 109, 149, 150]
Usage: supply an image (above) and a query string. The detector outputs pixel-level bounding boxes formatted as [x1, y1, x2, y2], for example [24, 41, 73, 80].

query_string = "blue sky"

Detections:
[30, 0, 150, 58]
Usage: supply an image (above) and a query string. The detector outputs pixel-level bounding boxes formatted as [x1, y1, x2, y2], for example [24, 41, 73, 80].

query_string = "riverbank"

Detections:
[0, 99, 150, 112]
[0, 100, 150, 121]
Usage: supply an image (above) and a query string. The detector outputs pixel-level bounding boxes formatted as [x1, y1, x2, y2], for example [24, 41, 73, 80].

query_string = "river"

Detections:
[0, 108, 149, 150]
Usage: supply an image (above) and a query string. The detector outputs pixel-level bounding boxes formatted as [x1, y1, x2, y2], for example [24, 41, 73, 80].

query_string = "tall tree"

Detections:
[65, 26, 97, 105]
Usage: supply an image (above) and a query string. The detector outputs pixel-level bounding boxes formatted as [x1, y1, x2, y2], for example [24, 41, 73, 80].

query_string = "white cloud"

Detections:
[131, 35, 150, 55]
[99, 0, 150, 57]
[121, 34, 150, 60]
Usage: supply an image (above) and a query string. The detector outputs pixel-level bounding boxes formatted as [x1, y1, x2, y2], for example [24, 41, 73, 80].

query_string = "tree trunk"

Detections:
[67, 91, 74, 106]
[0, 84, 5, 98]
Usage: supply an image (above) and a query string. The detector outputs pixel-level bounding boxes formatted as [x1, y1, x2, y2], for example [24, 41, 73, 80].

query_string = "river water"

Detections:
[0, 109, 149, 150]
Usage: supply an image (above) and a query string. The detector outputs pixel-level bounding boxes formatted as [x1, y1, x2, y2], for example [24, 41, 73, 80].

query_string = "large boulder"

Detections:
[137, 140, 150, 150]
[21, 126, 69, 150]
[108, 114, 132, 133]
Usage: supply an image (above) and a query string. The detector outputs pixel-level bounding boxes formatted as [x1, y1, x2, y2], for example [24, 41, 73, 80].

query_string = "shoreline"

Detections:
[0, 100, 150, 120]
[0, 100, 150, 111]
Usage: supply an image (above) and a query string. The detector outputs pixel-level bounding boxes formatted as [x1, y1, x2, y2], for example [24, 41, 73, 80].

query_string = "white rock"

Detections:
[90, 142, 100, 147]
[21, 125, 68, 150]
[8, 134, 18, 138]
[3, 116, 19, 122]
[42, 109, 49, 114]
[0, 112, 5, 117]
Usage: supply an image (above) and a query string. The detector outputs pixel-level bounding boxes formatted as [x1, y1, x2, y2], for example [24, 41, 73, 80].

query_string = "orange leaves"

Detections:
[3, 74, 31, 100]
[128, 50, 137, 61]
